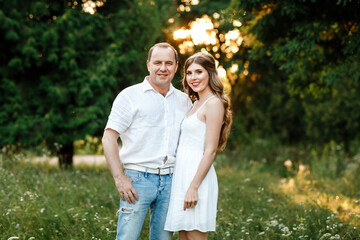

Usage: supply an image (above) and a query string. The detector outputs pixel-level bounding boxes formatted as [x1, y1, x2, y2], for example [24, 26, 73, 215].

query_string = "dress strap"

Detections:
[194, 95, 216, 113]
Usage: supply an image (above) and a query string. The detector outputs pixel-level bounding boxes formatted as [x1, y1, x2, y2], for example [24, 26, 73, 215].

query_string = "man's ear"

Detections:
[146, 60, 150, 71]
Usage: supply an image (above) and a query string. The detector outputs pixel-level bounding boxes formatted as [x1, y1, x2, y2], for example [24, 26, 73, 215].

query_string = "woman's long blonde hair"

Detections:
[183, 52, 232, 151]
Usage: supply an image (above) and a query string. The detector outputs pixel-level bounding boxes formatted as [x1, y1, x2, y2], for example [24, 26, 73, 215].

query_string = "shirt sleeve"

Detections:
[105, 91, 135, 135]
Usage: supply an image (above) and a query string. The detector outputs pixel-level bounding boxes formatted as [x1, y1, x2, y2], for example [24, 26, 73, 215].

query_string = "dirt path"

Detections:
[33, 155, 107, 166]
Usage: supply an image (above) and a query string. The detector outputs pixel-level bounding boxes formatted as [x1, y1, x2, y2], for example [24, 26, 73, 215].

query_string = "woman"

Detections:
[164, 52, 232, 239]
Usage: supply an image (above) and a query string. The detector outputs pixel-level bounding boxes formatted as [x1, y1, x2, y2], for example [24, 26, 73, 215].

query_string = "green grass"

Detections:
[1, 146, 360, 239]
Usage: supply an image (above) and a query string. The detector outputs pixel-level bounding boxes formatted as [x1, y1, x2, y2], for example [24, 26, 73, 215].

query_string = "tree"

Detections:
[0, 0, 109, 167]
[0, 0, 177, 167]
[226, 0, 360, 149]
[166, 0, 305, 144]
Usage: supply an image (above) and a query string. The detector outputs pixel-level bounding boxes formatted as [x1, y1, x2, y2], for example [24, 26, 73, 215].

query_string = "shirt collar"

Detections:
[142, 77, 175, 96]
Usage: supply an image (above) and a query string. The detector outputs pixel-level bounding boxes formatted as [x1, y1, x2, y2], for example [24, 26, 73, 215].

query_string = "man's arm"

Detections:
[102, 129, 138, 203]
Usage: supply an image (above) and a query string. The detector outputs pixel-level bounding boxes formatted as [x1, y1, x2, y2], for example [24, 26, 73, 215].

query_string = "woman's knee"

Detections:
[187, 230, 207, 240]
[179, 231, 188, 240]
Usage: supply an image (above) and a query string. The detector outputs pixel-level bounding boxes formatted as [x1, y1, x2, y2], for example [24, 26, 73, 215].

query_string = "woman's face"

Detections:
[185, 63, 210, 94]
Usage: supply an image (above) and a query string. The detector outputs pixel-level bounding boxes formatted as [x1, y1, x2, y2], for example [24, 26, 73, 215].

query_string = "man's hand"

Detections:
[183, 186, 198, 210]
[114, 175, 139, 204]
[102, 129, 139, 204]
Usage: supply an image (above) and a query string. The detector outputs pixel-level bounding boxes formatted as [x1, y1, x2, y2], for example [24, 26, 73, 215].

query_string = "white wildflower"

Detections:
[284, 160, 292, 167]
[268, 220, 279, 227]
[281, 226, 292, 236]
[320, 233, 331, 239]
[330, 234, 340, 240]
[298, 223, 306, 230]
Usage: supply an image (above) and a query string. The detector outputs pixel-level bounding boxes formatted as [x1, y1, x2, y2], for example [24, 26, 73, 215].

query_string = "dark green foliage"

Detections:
[2, 0, 360, 163]
[1, 1, 106, 153]
[168, 0, 307, 143]
[226, 0, 360, 147]
[0, 0, 177, 166]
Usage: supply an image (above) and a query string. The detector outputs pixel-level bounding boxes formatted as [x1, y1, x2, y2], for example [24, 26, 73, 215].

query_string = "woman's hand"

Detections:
[183, 186, 198, 210]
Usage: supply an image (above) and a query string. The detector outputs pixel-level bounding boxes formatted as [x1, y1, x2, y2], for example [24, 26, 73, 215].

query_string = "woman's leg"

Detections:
[186, 230, 207, 240]
[179, 231, 188, 240]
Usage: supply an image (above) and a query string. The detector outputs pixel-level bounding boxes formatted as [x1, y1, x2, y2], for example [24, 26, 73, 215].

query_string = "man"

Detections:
[102, 42, 192, 240]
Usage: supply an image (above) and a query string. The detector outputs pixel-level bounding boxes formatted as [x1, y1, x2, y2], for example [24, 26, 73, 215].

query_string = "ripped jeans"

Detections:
[116, 169, 173, 240]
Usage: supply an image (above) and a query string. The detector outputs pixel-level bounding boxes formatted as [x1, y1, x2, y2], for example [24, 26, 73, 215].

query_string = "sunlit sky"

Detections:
[173, 15, 242, 57]
[83, 0, 245, 91]
[83, 0, 104, 15]
[172, 0, 243, 86]
[173, 13, 244, 92]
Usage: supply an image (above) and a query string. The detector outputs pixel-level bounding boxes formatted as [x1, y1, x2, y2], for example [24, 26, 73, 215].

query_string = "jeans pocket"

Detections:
[124, 169, 141, 183]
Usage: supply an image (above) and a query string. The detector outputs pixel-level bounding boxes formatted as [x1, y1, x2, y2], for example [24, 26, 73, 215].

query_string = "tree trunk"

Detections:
[58, 142, 74, 169]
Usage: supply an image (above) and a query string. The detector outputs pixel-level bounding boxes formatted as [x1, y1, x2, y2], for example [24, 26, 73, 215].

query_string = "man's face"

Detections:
[147, 47, 178, 91]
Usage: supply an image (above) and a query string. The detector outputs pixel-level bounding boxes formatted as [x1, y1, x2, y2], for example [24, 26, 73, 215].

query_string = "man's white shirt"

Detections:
[105, 78, 192, 168]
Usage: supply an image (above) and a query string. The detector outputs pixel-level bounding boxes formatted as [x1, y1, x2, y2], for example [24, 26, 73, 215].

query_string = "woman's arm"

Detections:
[183, 98, 224, 210]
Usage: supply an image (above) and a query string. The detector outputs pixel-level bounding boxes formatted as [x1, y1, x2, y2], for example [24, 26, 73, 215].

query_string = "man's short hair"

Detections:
[147, 43, 178, 63]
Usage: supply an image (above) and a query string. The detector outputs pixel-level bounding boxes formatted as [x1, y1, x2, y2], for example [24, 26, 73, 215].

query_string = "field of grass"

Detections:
[1, 142, 360, 239]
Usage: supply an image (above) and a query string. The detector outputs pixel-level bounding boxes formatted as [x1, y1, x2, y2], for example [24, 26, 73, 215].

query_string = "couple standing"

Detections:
[102, 42, 232, 240]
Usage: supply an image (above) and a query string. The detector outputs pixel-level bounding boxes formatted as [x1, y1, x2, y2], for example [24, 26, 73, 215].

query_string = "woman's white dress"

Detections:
[164, 97, 218, 232]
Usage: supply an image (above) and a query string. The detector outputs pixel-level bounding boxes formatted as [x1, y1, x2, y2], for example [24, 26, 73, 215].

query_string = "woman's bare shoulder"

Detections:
[206, 96, 224, 109]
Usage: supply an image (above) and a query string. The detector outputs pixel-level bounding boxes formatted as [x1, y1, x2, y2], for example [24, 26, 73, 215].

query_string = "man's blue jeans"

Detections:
[116, 169, 173, 240]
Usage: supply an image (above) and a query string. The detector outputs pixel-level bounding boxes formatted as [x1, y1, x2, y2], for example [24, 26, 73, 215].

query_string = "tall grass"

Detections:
[1, 162, 118, 239]
[1, 141, 359, 239]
